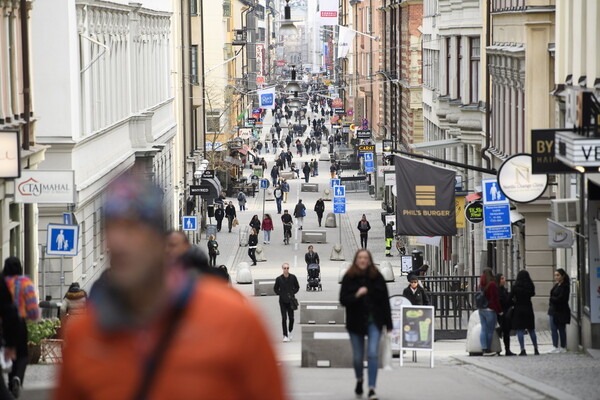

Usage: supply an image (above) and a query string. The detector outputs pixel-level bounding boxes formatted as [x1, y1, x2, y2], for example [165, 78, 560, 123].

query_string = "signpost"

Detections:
[46, 224, 79, 298]
[482, 179, 512, 240]
[364, 152, 375, 173]
[330, 178, 340, 188]
[182, 216, 198, 231]
[333, 185, 346, 245]
[260, 178, 270, 221]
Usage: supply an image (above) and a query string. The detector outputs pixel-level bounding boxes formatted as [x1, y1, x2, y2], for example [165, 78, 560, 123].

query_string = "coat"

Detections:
[339, 270, 393, 335]
[214, 208, 224, 221]
[548, 282, 571, 324]
[510, 283, 536, 330]
[249, 219, 261, 232]
[293, 203, 306, 218]
[402, 285, 430, 306]
[357, 220, 371, 235]
[305, 252, 320, 266]
[207, 239, 219, 256]
[385, 224, 394, 239]
[248, 234, 258, 248]
[262, 218, 274, 231]
[274, 274, 299, 304]
[225, 205, 236, 219]
[314, 200, 325, 216]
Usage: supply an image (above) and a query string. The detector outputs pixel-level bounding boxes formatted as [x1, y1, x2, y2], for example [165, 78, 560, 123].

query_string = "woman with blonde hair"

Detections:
[207, 235, 219, 267]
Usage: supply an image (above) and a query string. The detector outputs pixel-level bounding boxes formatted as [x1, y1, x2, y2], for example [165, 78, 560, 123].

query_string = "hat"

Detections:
[407, 273, 418, 282]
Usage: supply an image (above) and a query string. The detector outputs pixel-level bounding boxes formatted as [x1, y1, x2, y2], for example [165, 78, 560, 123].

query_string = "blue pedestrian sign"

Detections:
[333, 197, 346, 205]
[330, 178, 341, 188]
[364, 152, 374, 162]
[260, 178, 270, 190]
[365, 161, 375, 173]
[333, 185, 346, 197]
[482, 179, 508, 204]
[46, 224, 79, 256]
[182, 216, 198, 231]
[333, 203, 346, 214]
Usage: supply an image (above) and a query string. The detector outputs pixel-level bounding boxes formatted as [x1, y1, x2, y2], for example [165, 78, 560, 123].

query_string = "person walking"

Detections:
[357, 214, 371, 249]
[304, 245, 320, 267]
[225, 201, 237, 233]
[0, 273, 18, 400]
[207, 235, 219, 267]
[314, 198, 325, 227]
[330, 163, 337, 179]
[385, 221, 394, 257]
[248, 228, 258, 266]
[3, 256, 40, 398]
[281, 179, 290, 203]
[249, 215, 262, 235]
[281, 210, 293, 245]
[402, 273, 430, 305]
[262, 214, 274, 244]
[274, 184, 284, 214]
[478, 268, 502, 356]
[302, 162, 311, 183]
[496, 273, 515, 356]
[339, 249, 393, 400]
[293, 200, 306, 230]
[237, 190, 247, 211]
[274, 263, 300, 342]
[312, 158, 319, 175]
[270, 165, 279, 186]
[511, 269, 539, 356]
[214, 204, 225, 232]
[548, 268, 570, 353]
[60, 282, 88, 328]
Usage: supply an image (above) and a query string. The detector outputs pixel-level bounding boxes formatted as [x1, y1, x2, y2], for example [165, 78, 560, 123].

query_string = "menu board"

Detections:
[389, 296, 412, 351]
[400, 305, 434, 351]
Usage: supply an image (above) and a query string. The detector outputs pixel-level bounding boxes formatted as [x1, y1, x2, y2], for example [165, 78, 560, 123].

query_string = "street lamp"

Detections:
[279, 0, 298, 36]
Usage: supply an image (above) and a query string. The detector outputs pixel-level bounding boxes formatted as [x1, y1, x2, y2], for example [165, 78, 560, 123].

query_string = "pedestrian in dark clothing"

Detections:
[479, 268, 501, 355]
[270, 165, 279, 185]
[548, 269, 571, 353]
[385, 221, 394, 257]
[207, 235, 219, 267]
[249, 215, 261, 235]
[339, 249, 392, 400]
[214, 204, 224, 232]
[0, 272, 19, 400]
[402, 273, 430, 305]
[304, 245, 320, 267]
[357, 214, 371, 248]
[496, 273, 515, 356]
[314, 198, 325, 227]
[302, 162, 311, 183]
[274, 263, 300, 341]
[510, 270, 539, 356]
[248, 228, 258, 266]
[330, 163, 337, 179]
[237, 191, 247, 211]
[293, 200, 306, 230]
[225, 202, 237, 232]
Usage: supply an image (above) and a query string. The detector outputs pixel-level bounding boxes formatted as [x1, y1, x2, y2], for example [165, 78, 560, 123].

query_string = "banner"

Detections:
[318, 0, 338, 26]
[547, 219, 575, 248]
[337, 26, 355, 58]
[258, 87, 276, 109]
[415, 236, 442, 247]
[395, 156, 457, 236]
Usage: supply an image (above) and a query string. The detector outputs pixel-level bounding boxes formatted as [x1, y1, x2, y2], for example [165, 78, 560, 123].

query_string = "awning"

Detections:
[409, 138, 461, 151]
[200, 177, 223, 199]
[465, 192, 482, 202]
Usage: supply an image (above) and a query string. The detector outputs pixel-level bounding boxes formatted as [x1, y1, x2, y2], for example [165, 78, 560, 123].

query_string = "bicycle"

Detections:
[283, 222, 292, 245]
[396, 235, 408, 256]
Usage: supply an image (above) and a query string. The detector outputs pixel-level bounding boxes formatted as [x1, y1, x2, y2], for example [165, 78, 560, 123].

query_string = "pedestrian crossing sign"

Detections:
[46, 224, 79, 256]
[333, 185, 346, 197]
[330, 178, 341, 188]
[183, 216, 198, 231]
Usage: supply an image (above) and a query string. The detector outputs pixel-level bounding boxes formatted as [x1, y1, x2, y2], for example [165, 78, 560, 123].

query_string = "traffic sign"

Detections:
[483, 204, 511, 226]
[365, 162, 375, 173]
[333, 185, 346, 197]
[485, 226, 512, 240]
[333, 203, 346, 214]
[46, 224, 79, 256]
[333, 197, 346, 205]
[364, 152, 374, 162]
[482, 179, 508, 204]
[260, 179, 270, 189]
[330, 178, 341, 188]
[182, 216, 198, 231]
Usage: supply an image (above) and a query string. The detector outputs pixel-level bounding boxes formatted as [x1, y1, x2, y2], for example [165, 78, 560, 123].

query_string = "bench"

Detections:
[253, 279, 277, 296]
[301, 183, 319, 192]
[301, 230, 327, 244]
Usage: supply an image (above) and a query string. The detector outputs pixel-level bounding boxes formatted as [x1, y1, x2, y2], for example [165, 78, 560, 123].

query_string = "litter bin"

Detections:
[39, 296, 61, 319]
[368, 185, 375, 195]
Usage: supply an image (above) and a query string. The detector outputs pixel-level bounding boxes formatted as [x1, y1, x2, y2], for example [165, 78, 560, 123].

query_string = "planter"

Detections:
[27, 344, 41, 364]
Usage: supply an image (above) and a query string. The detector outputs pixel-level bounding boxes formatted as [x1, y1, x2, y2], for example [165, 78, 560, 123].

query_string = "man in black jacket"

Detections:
[225, 201, 237, 233]
[402, 274, 430, 305]
[214, 204, 225, 232]
[304, 245, 320, 267]
[273, 263, 300, 342]
[385, 221, 395, 257]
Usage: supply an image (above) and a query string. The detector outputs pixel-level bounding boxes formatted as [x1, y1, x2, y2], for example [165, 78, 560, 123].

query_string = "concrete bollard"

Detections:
[265, 188, 275, 201]
[236, 262, 253, 284]
[324, 212, 337, 228]
[319, 147, 331, 161]
[255, 245, 267, 262]
[379, 261, 395, 282]
[338, 262, 350, 283]
[331, 243, 345, 261]
[322, 188, 331, 201]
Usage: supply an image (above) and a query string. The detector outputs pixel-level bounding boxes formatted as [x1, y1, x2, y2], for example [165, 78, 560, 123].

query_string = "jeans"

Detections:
[517, 329, 538, 350]
[276, 198, 282, 213]
[239, 202, 246, 211]
[479, 309, 497, 351]
[209, 253, 217, 267]
[216, 218, 223, 231]
[360, 234, 368, 249]
[549, 315, 567, 348]
[304, 173, 309, 183]
[279, 301, 294, 337]
[349, 323, 382, 389]
[264, 230, 271, 243]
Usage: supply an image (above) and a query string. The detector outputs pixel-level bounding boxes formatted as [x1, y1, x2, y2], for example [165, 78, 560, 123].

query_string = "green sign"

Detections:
[465, 201, 484, 224]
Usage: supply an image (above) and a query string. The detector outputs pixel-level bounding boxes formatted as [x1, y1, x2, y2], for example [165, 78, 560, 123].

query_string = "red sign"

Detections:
[256, 76, 265, 85]
[320, 11, 337, 17]
[276, 60, 285, 67]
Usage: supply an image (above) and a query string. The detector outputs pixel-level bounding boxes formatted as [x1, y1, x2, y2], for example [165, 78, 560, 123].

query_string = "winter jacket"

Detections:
[498, 285, 512, 313]
[262, 218, 274, 231]
[548, 282, 571, 325]
[214, 208, 224, 221]
[305, 252, 320, 266]
[293, 203, 306, 218]
[357, 220, 371, 235]
[402, 285, 430, 306]
[274, 274, 300, 304]
[5, 275, 39, 321]
[225, 205, 237, 219]
[0, 276, 18, 348]
[249, 219, 262, 232]
[482, 281, 502, 314]
[314, 200, 325, 215]
[340, 270, 393, 335]
[248, 234, 258, 248]
[61, 287, 88, 317]
[207, 239, 219, 256]
[510, 283, 536, 330]
[385, 224, 394, 239]
[281, 213, 293, 224]
[302, 165, 311, 175]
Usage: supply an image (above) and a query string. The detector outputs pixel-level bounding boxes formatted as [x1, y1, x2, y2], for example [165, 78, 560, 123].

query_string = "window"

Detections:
[456, 36, 462, 100]
[206, 111, 221, 133]
[190, 0, 197, 16]
[366, 7, 372, 33]
[469, 37, 480, 104]
[191, 45, 198, 85]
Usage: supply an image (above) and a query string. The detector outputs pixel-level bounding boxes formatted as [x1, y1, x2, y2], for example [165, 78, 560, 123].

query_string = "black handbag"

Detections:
[290, 295, 299, 310]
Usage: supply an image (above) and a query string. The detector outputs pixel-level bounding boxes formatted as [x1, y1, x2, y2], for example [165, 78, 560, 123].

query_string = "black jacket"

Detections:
[402, 285, 430, 306]
[281, 213, 293, 224]
[249, 218, 261, 232]
[498, 285, 512, 312]
[339, 270, 393, 335]
[314, 200, 325, 215]
[385, 224, 394, 239]
[293, 203, 306, 218]
[248, 234, 258, 247]
[510, 283, 536, 330]
[548, 282, 571, 324]
[0, 275, 18, 348]
[303, 165, 311, 175]
[305, 251, 320, 266]
[214, 208, 224, 221]
[357, 220, 371, 234]
[225, 205, 236, 219]
[274, 274, 300, 304]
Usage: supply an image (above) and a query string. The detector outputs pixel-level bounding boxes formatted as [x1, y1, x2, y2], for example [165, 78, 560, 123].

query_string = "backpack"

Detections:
[237, 192, 245, 202]
[475, 288, 489, 309]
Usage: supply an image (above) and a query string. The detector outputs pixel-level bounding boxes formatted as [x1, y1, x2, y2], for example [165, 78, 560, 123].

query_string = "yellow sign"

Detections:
[455, 196, 466, 228]
[416, 186, 436, 207]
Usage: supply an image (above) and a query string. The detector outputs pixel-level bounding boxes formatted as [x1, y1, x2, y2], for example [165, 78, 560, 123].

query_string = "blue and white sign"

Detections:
[62, 213, 72, 225]
[483, 204, 512, 240]
[484, 226, 512, 241]
[364, 152, 374, 162]
[482, 179, 508, 205]
[333, 185, 346, 198]
[330, 178, 341, 188]
[46, 224, 79, 256]
[260, 178, 270, 189]
[333, 203, 346, 214]
[365, 161, 375, 173]
[258, 87, 276, 109]
[182, 216, 198, 231]
[333, 197, 346, 205]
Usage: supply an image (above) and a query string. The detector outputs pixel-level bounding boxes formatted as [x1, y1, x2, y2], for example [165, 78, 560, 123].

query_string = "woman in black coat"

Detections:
[248, 229, 258, 266]
[339, 249, 392, 400]
[495, 273, 515, 356]
[548, 268, 571, 353]
[314, 199, 325, 227]
[249, 215, 262, 235]
[510, 270, 539, 356]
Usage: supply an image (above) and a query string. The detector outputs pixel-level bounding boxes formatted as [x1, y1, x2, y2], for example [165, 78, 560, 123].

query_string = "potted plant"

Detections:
[27, 319, 61, 364]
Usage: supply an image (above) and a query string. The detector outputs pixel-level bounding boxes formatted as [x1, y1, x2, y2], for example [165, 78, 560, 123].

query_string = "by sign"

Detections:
[15, 170, 76, 204]
[497, 154, 548, 203]
[0, 130, 20, 178]
[531, 129, 573, 174]
[46, 224, 79, 256]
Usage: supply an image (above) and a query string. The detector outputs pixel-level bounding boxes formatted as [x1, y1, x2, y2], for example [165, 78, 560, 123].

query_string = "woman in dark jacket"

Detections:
[402, 273, 430, 305]
[339, 249, 393, 400]
[479, 268, 501, 355]
[495, 273, 515, 356]
[247, 229, 258, 266]
[357, 214, 371, 249]
[314, 199, 325, 227]
[302, 162, 311, 183]
[548, 268, 570, 353]
[249, 215, 262, 235]
[510, 270, 539, 355]
[207, 235, 219, 267]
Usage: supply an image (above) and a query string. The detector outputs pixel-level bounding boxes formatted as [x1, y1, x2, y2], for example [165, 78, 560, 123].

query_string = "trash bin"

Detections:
[39, 296, 61, 319]
[368, 185, 375, 195]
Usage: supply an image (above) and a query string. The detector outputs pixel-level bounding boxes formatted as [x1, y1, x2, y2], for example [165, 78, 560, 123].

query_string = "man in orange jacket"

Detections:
[54, 177, 286, 400]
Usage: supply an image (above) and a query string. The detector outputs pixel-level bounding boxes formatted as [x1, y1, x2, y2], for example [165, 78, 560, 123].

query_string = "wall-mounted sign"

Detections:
[497, 154, 548, 203]
[15, 170, 76, 204]
[531, 129, 573, 174]
[202, 170, 215, 179]
[455, 196, 465, 229]
[556, 130, 600, 168]
[356, 130, 371, 139]
[0, 130, 20, 178]
[357, 144, 376, 153]
[465, 201, 484, 224]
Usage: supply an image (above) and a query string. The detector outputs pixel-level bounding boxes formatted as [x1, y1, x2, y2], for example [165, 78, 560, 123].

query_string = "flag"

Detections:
[415, 236, 442, 247]
[318, 0, 338, 26]
[337, 26, 355, 58]
[258, 87, 276, 109]
[547, 219, 575, 248]
[395, 156, 457, 236]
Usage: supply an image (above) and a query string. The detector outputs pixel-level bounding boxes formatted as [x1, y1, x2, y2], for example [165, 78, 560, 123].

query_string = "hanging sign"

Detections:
[497, 154, 548, 203]
[465, 201, 484, 224]
[15, 170, 76, 204]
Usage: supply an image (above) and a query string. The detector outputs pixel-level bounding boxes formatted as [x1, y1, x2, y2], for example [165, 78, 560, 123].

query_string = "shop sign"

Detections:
[0, 130, 20, 178]
[531, 129, 573, 174]
[357, 144, 375, 153]
[497, 154, 548, 203]
[15, 170, 75, 204]
[464, 201, 484, 224]
[556, 130, 600, 168]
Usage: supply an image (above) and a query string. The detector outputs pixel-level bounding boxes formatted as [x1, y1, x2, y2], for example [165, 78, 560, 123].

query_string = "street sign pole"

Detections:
[262, 188, 266, 223]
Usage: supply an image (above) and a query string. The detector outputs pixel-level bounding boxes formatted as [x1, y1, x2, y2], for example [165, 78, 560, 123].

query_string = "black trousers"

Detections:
[360, 233, 368, 248]
[497, 313, 512, 352]
[317, 212, 323, 227]
[248, 248, 257, 264]
[9, 319, 28, 391]
[209, 253, 217, 267]
[279, 301, 295, 337]
[216, 218, 223, 231]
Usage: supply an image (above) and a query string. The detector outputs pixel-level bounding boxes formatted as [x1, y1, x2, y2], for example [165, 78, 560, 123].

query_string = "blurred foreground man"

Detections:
[55, 177, 285, 400]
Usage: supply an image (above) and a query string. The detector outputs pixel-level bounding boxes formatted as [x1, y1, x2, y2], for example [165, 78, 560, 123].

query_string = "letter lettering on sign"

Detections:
[582, 146, 592, 160]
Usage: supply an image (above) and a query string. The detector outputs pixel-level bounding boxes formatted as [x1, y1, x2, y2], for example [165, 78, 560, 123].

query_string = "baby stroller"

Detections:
[306, 263, 322, 291]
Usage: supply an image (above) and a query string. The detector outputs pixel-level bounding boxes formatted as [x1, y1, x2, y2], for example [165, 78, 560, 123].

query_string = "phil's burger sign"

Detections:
[15, 170, 75, 204]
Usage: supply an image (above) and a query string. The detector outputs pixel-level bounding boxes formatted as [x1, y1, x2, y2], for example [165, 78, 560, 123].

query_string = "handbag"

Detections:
[0, 348, 12, 373]
[232, 218, 239, 227]
[215, 249, 220, 256]
[290, 295, 299, 311]
[301, 208, 306, 217]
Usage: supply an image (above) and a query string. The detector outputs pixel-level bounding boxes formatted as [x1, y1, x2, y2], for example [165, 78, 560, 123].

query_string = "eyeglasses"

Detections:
[283, 267, 289, 270]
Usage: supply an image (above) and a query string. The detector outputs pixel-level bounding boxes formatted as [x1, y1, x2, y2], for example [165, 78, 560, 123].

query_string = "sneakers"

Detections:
[558, 347, 567, 353]
[288, 331, 293, 341]
[548, 347, 560, 354]
[483, 351, 497, 356]
[354, 380, 363, 396]
[10, 377, 21, 398]
[283, 336, 290, 342]
[368, 389, 378, 400]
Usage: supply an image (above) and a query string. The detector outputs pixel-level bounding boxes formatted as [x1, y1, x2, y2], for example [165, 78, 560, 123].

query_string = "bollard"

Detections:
[255, 245, 267, 262]
[330, 243, 345, 261]
[236, 262, 253, 284]
[324, 212, 337, 228]
[337, 262, 350, 283]
[322, 188, 331, 201]
[378, 261, 395, 282]
[265, 188, 275, 201]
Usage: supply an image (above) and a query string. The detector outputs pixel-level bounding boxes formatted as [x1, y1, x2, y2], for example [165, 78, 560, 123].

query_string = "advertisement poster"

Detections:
[389, 296, 412, 351]
[400, 305, 434, 350]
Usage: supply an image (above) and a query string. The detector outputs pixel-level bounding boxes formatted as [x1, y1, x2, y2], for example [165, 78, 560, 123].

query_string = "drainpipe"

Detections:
[200, 0, 207, 159]
[20, 0, 32, 273]
[481, 0, 492, 169]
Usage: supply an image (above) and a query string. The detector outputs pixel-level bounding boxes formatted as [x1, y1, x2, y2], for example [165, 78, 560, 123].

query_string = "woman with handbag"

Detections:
[273, 263, 299, 342]
[496, 273, 515, 356]
[339, 249, 393, 400]
[207, 235, 219, 267]
[248, 229, 258, 266]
